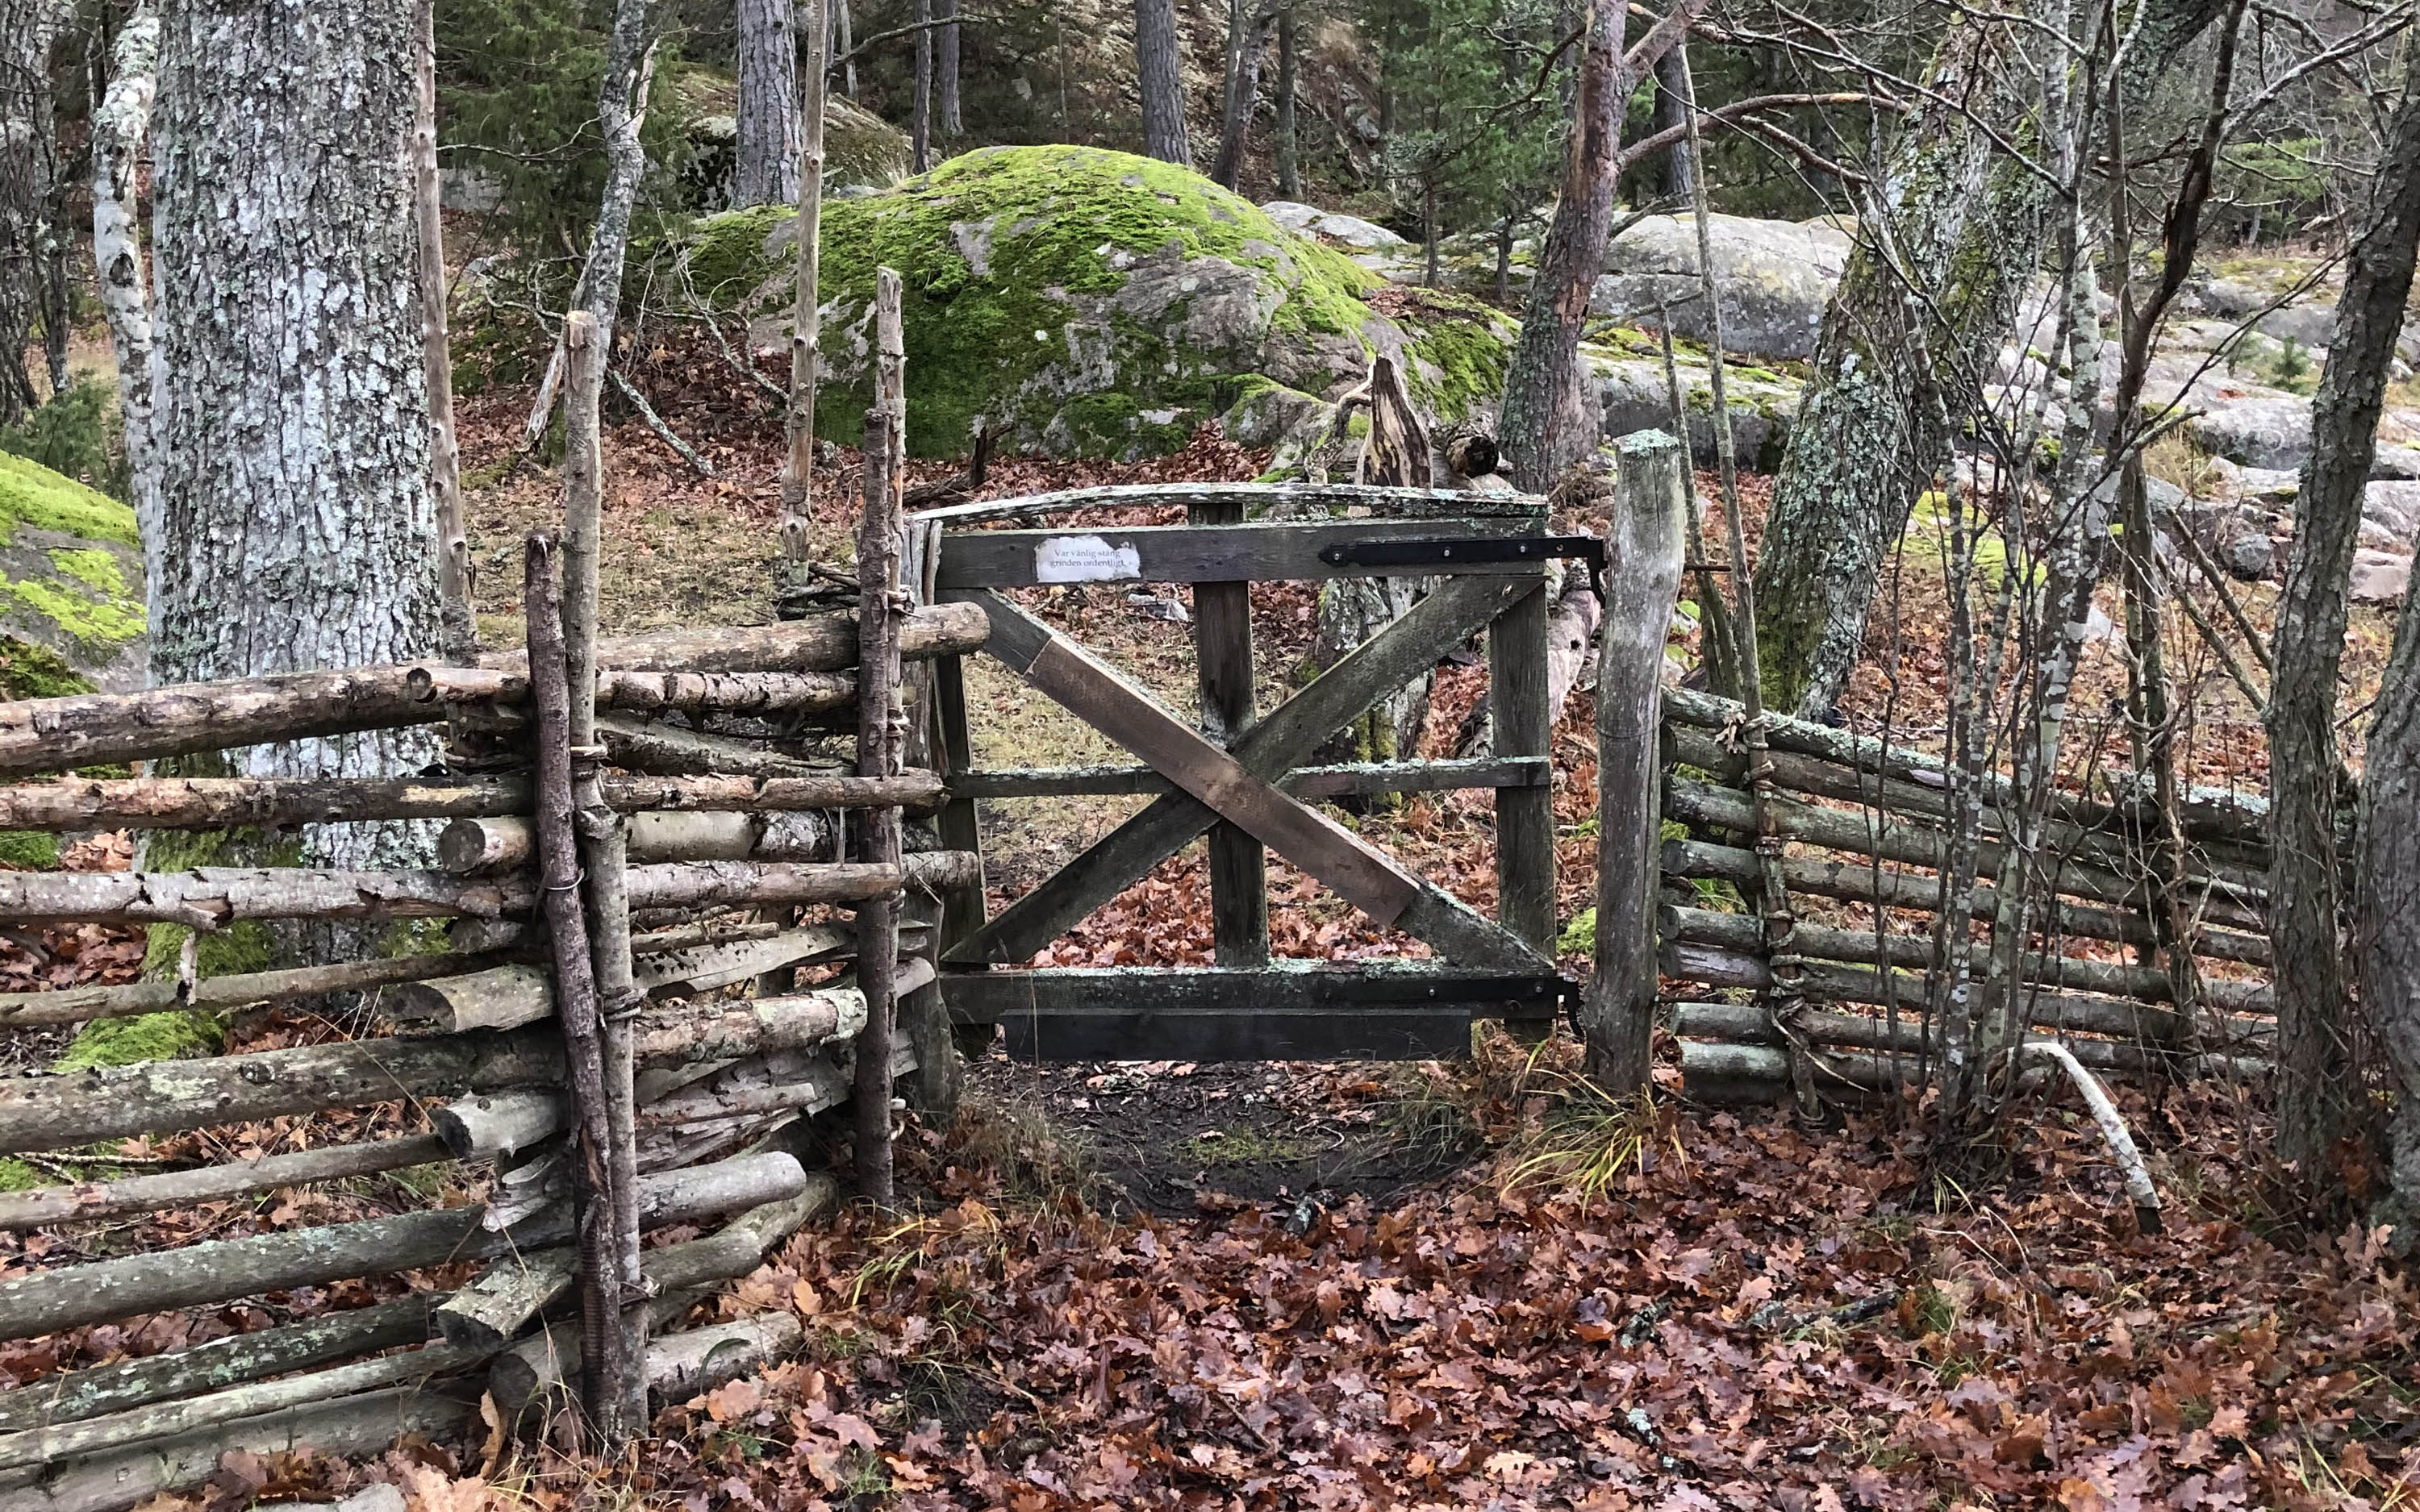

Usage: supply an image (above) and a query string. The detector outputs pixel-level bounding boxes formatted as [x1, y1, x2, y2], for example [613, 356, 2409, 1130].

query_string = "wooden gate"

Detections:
[912, 481, 1589, 1061]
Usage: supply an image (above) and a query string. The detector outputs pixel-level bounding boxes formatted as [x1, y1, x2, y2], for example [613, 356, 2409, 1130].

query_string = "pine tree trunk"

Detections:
[0, 0, 60, 424]
[2277, 73, 2420, 1177]
[937, 0, 961, 137]
[912, 0, 932, 171]
[1498, 0, 1667, 490]
[732, 0, 799, 207]
[1135, 0, 1191, 167]
[1748, 0, 2226, 718]
[2363, 532, 2420, 1233]
[1650, 47, 1692, 202]
[150, 0, 441, 875]
[1211, 0, 1274, 190]
[91, 6, 159, 575]
[1273, 6, 1298, 198]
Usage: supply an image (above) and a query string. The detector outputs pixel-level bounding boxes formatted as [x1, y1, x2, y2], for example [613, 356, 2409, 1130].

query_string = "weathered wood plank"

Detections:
[935, 518, 1549, 588]
[1584, 430, 1688, 1088]
[1191, 496, 1270, 969]
[945, 574, 1539, 966]
[949, 755, 1549, 801]
[942, 964, 1566, 1018]
[955, 590, 1546, 971]
[911, 481, 1548, 528]
[1491, 577, 1555, 1031]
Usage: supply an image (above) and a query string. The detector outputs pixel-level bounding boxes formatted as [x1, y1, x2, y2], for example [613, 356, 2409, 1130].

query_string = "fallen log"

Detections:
[0, 1294, 440, 1435]
[1669, 1001, 2269, 1076]
[0, 1151, 805, 1341]
[629, 988, 867, 1068]
[623, 851, 978, 911]
[0, 948, 524, 1030]
[0, 770, 945, 833]
[432, 1250, 579, 1350]
[430, 1089, 561, 1159]
[0, 1381, 476, 1512]
[0, 1133, 453, 1232]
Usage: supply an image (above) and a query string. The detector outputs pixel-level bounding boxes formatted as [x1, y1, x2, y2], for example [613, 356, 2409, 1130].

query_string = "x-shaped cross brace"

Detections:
[941, 575, 1550, 973]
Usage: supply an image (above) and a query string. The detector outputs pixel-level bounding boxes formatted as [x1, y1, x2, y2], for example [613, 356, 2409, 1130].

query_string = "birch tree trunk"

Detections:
[151, 0, 441, 877]
[2277, 72, 2420, 1177]
[1135, 0, 1191, 167]
[90, 6, 160, 569]
[0, 0, 61, 425]
[733, 0, 799, 207]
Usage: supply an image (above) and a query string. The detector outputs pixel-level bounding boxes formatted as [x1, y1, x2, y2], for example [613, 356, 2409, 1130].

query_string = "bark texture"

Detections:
[415, 0, 474, 664]
[91, 6, 160, 561]
[1211, 0, 1275, 189]
[1497, 0, 1691, 489]
[0, 0, 60, 424]
[2277, 74, 2420, 1175]
[1135, 0, 1191, 166]
[1748, 0, 2226, 717]
[151, 0, 442, 873]
[733, 0, 799, 207]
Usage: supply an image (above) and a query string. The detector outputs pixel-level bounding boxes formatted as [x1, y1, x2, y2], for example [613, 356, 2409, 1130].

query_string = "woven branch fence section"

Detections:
[0, 590, 983, 1510]
[1654, 689, 2277, 1106]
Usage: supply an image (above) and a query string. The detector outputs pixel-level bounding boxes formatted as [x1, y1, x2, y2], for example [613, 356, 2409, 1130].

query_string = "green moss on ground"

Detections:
[0, 453, 144, 672]
[52, 1010, 222, 1073]
[0, 637, 93, 698]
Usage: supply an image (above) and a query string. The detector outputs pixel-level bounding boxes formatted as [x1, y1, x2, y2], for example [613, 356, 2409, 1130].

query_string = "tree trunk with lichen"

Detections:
[2291, 71, 2420, 1186]
[1749, 0, 2226, 719]
[0, 0, 61, 426]
[147, 0, 441, 969]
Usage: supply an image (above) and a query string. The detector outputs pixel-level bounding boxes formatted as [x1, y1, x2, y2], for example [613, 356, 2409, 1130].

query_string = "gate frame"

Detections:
[908, 481, 1575, 1061]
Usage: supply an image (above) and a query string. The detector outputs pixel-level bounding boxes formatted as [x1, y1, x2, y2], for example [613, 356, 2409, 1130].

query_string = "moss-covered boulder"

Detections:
[673, 144, 1510, 458]
[0, 452, 144, 695]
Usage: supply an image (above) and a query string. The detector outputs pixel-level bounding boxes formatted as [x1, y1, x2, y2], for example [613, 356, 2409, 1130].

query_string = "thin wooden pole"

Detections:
[853, 268, 907, 1206]
[521, 534, 630, 1441]
[779, 0, 828, 573]
[560, 308, 648, 1442]
[415, 0, 474, 665]
[1584, 431, 1688, 1089]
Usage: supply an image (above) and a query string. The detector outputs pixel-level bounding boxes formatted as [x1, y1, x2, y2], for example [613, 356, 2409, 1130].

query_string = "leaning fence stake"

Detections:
[853, 268, 908, 1206]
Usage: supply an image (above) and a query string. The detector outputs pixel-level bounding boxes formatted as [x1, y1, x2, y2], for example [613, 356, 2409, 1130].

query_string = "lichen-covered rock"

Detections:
[1260, 200, 1408, 250]
[1590, 213, 1851, 361]
[1587, 330, 1804, 469]
[673, 145, 1504, 458]
[2189, 394, 2314, 471]
[0, 452, 144, 694]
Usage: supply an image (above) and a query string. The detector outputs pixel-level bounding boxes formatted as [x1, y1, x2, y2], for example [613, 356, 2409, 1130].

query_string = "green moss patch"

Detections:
[661, 145, 1496, 460]
[52, 1010, 223, 1073]
[0, 454, 144, 677]
[0, 452, 136, 548]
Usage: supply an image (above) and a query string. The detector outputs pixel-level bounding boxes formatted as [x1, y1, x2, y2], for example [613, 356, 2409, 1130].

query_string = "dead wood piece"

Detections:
[0, 1134, 452, 1232]
[0, 868, 534, 930]
[599, 714, 841, 779]
[628, 988, 867, 1068]
[0, 1152, 805, 1343]
[478, 600, 987, 679]
[0, 1295, 440, 1436]
[430, 1089, 565, 1159]
[434, 1250, 580, 1347]
[0, 949, 521, 1030]
[491, 1310, 801, 1418]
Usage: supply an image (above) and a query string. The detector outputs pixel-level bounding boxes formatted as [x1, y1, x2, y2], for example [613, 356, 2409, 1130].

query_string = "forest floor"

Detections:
[3, 357, 2414, 1510]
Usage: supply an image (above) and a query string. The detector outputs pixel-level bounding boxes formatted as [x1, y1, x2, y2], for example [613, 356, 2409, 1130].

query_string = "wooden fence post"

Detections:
[519, 534, 630, 1441]
[853, 269, 907, 1205]
[1585, 430, 1688, 1090]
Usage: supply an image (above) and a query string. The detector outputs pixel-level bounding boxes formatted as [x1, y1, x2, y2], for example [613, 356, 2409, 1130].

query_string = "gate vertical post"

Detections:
[1191, 496, 1269, 967]
[1585, 431, 1688, 1089]
[1492, 569, 1554, 1035]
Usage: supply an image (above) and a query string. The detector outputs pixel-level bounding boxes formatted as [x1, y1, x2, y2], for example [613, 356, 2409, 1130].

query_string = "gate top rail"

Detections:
[910, 481, 1549, 528]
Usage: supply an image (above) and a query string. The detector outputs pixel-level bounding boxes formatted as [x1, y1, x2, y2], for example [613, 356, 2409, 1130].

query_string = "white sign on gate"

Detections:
[1033, 535, 1143, 584]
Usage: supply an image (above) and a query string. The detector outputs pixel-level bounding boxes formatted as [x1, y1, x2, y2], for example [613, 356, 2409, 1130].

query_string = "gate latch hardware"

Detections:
[1318, 535, 1608, 595]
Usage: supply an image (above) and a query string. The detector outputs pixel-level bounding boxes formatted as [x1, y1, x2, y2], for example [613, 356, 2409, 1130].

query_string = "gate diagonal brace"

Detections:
[946, 588, 1550, 975]
[941, 574, 1541, 968]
